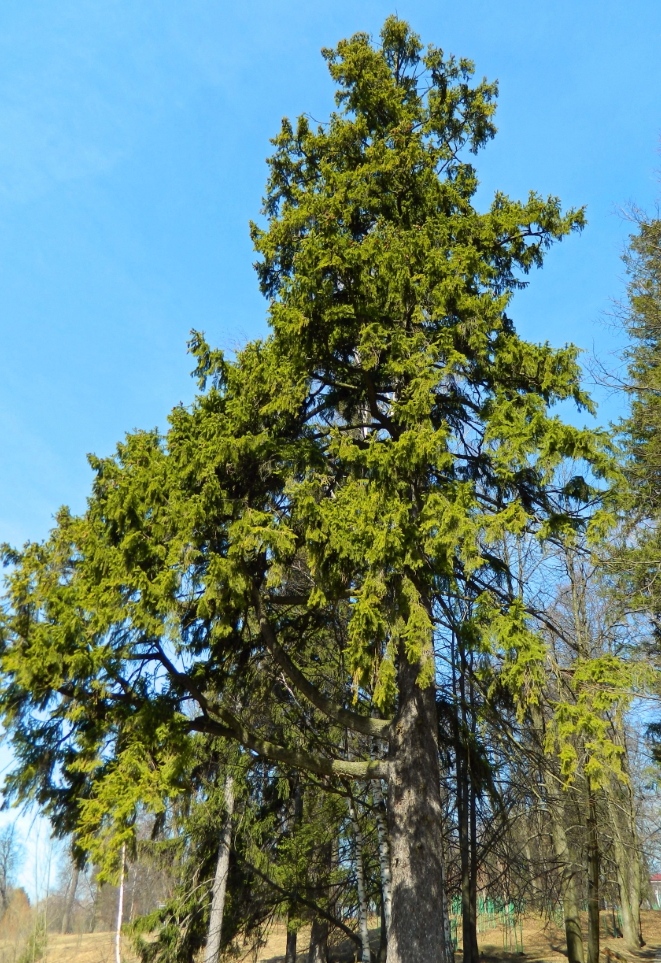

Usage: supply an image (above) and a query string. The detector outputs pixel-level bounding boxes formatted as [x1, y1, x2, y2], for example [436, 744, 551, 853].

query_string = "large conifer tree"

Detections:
[0, 19, 610, 963]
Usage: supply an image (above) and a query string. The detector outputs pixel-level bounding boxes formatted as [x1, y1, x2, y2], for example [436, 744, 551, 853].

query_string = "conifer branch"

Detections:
[188, 712, 389, 780]
[252, 587, 391, 739]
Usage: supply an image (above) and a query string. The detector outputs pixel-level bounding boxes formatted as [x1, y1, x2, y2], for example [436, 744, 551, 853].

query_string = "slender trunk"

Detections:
[204, 775, 235, 963]
[458, 744, 470, 962]
[586, 784, 600, 963]
[285, 926, 298, 963]
[350, 801, 371, 963]
[307, 917, 328, 963]
[285, 782, 303, 963]
[468, 669, 479, 963]
[61, 866, 80, 935]
[372, 780, 392, 933]
[386, 656, 451, 963]
[469, 771, 478, 960]
[458, 741, 479, 963]
[115, 844, 126, 963]
[456, 642, 478, 963]
[379, 896, 388, 963]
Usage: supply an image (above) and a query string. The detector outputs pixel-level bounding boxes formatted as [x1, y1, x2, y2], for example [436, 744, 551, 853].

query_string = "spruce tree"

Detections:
[0, 18, 611, 963]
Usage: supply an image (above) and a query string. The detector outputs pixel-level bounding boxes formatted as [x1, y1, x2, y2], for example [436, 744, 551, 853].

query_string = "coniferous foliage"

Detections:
[0, 17, 644, 963]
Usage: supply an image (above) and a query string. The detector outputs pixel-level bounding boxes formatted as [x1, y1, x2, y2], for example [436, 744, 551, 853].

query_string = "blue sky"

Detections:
[0, 0, 659, 896]
[1, 0, 660, 549]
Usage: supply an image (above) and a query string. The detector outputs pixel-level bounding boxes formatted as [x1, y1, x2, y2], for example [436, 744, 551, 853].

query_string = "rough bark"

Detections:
[61, 866, 80, 935]
[548, 793, 584, 963]
[609, 788, 643, 950]
[386, 656, 451, 963]
[204, 776, 235, 963]
[307, 917, 328, 963]
[285, 927, 298, 963]
[604, 734, 645, 952]
[532, 699, 584, 963]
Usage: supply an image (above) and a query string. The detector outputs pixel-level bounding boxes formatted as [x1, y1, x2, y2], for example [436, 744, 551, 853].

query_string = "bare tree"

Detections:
[0, 824, 19, 915]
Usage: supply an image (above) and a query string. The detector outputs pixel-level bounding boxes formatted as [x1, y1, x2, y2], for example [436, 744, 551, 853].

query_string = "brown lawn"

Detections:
[2, 909, 661, 963]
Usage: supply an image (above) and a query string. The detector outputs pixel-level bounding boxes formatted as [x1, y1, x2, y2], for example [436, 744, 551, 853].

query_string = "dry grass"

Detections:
[239, 909, 661, 963]
[0, 932, 139, 963]
[1, 909, 661, 963]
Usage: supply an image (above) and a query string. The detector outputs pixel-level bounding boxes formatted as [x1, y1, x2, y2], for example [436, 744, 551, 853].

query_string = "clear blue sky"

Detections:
[1, 0, 660, 550]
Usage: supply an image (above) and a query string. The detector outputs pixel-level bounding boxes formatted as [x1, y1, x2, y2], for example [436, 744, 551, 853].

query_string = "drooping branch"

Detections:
[242, 858, 362, 948]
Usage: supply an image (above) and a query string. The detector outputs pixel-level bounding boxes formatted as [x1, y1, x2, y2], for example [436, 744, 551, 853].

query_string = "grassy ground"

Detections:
[3, 909, 661, 963]
[243, 910, 661, 963]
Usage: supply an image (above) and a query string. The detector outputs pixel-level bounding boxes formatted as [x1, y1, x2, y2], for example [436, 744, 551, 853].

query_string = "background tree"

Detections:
[0, 824, 19, 917]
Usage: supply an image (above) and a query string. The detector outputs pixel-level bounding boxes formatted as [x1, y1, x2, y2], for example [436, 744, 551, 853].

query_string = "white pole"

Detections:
[115, 844, 126, 963]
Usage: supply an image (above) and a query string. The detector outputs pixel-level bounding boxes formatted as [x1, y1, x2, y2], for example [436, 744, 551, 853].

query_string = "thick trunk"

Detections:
[586, 786, 600, 963]
[606, 772, 643, 950]
[548, 798, 584, 963]
[610, 804, 642, 949]
[204, 776, 235, 963]
[386, 657, 451, 963]
[61, 866, 80, 935]
[285, 927, 298, 963]
[307, 917, 328, 963]
[533, 699, 584, 963]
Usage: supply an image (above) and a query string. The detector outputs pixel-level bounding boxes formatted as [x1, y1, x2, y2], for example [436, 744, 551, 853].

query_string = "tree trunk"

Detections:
[379, 896, 388, 963]
[307, 917, 328, 963]
[532, 699, 584, 963]
[609, 796, 643, 949]
[386, 656, 451, 963]
[350, 801, 371, 963]
[458, 660, 479, 963]
[285, 927, 298, 963]
[548, 795, 584, 963]
[204, 775, 235, 963]
[605, 760, 644, 950]
[372, 780, 392, 934]
[586, 785, 600, 963]
[61, 866, 80, 935]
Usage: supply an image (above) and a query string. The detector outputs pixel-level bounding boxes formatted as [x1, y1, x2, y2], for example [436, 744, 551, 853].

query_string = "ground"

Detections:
[2, 910, 661, 963]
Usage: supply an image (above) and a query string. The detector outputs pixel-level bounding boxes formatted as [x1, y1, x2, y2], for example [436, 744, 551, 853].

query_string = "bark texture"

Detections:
[549, 798, 584, 963]
[386, 657, 451, 963]
[204, 776, 235, 963]
[607, 778, 643, 949]
[285, 929, 298, 963]
[307, 917, 328, 963]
